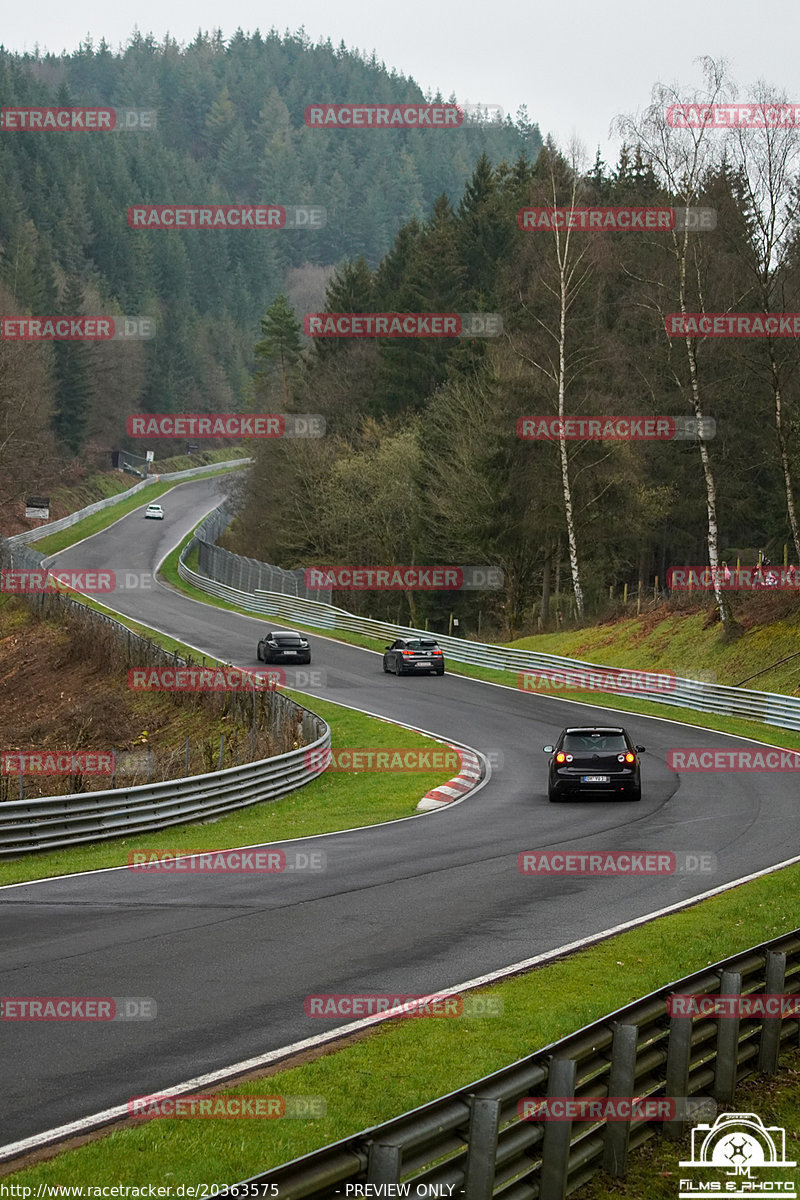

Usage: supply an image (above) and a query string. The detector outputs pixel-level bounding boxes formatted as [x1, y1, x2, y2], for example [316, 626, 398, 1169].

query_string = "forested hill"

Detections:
[0, 31, 540, 459]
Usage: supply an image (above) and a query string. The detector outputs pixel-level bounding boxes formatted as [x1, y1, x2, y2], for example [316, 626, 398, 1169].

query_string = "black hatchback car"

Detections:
[543, 726, 645, 802]
[383, 636, 445, 676]
[256, 629, 311, 665]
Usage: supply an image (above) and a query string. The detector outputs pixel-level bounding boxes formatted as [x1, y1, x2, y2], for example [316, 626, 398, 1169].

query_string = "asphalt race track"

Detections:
[1, 476, 794, 1150]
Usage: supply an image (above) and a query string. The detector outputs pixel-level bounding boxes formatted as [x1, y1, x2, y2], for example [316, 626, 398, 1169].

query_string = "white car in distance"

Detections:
[145, 503, 164, 520]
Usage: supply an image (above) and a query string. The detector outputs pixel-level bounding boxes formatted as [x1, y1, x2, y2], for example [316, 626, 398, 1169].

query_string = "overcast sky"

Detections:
[5, 0, 799, 162]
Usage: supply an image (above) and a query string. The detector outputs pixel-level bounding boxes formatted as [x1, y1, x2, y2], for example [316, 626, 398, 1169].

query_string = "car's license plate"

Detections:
[283, 650, 297, 655]
[582, 775, 610, 783]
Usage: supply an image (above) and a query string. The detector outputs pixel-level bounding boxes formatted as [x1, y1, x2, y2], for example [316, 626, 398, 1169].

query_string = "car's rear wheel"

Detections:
[382, 659, 390, 673]
[548, 789, 564, 803]
[256, 646, 262, 662]
[434, 667, 445, 676]
[627, 788, 642, 802]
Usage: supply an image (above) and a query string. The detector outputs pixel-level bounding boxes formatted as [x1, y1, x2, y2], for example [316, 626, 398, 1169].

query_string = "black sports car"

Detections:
[256, 629, 311, 665]
[543, 726, 645, 802]
[383, 636, 445, 676]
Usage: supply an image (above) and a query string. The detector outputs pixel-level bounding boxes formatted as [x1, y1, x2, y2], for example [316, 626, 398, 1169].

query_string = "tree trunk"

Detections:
[769, 344, 800, 562]
[557, 264, 585, 621]
[540, 549, 552, 630]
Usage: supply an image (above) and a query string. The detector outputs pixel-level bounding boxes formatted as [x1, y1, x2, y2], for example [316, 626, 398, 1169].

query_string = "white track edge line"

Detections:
[4, 847, 800, 1163]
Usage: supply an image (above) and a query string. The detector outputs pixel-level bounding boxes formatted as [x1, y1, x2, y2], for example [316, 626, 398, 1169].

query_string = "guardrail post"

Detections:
[759, 952, 786, 1073]
[464, 1096, 500, 1199]
[540, 1057, 575, 1200]
[602, 1023, 639, 1177]
[664, 1013, 692, 1141]
[367, 1141, 401, 1182]
[714, 970, 742, 1104]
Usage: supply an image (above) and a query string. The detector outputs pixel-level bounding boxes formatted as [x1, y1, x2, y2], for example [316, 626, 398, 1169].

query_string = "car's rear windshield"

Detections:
[563, 733, 628, 753]
[273, 633, 303, 642]
[405, 639, 439, 650]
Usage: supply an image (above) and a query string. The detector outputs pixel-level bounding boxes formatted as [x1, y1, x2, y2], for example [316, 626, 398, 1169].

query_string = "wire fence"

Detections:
[0, 535, 328, 825]
[194, 506, 333, 602]
[179, 505, 800, 733]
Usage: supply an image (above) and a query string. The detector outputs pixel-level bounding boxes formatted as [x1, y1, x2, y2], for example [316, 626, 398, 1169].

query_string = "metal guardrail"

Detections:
[0, 533, 330, 856]
[0, 716, 329, 856]
[194, 506, 333, 602]
[218, 929, 800, 1199]
[7, 457, 251, 545]
[179, 506, 800, 733]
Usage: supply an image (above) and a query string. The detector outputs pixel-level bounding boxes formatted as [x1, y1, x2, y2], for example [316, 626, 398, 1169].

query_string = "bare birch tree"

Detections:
[616, 57, 735, 631]
[512, 139, 594, 621]
[726, 81, 800, 561]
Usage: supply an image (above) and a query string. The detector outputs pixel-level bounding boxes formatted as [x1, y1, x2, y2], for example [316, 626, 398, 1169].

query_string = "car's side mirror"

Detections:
[636, 746, 646, 753]
[543, 745, 554, 753]
[385, 645, 392, 651]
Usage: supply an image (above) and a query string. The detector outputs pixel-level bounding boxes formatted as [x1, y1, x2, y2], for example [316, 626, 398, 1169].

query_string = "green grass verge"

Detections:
[31, 461, 249, 557]
[6, 863, 800, 1185]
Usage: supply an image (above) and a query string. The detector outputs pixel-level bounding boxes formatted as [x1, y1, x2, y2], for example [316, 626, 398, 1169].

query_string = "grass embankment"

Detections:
[0, 596, 458, 887]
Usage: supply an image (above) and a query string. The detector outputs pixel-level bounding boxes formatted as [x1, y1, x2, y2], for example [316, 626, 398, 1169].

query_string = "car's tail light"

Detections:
[402, 650, 415, 657]
[432, 649, 443, 656]
[625, 752, 635, 763]
[555, 752, 566, 763]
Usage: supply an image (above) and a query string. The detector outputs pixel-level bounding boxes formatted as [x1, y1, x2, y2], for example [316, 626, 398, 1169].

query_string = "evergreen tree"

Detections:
[52, 278, 92, 455]
[254, 294, 303, 405]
